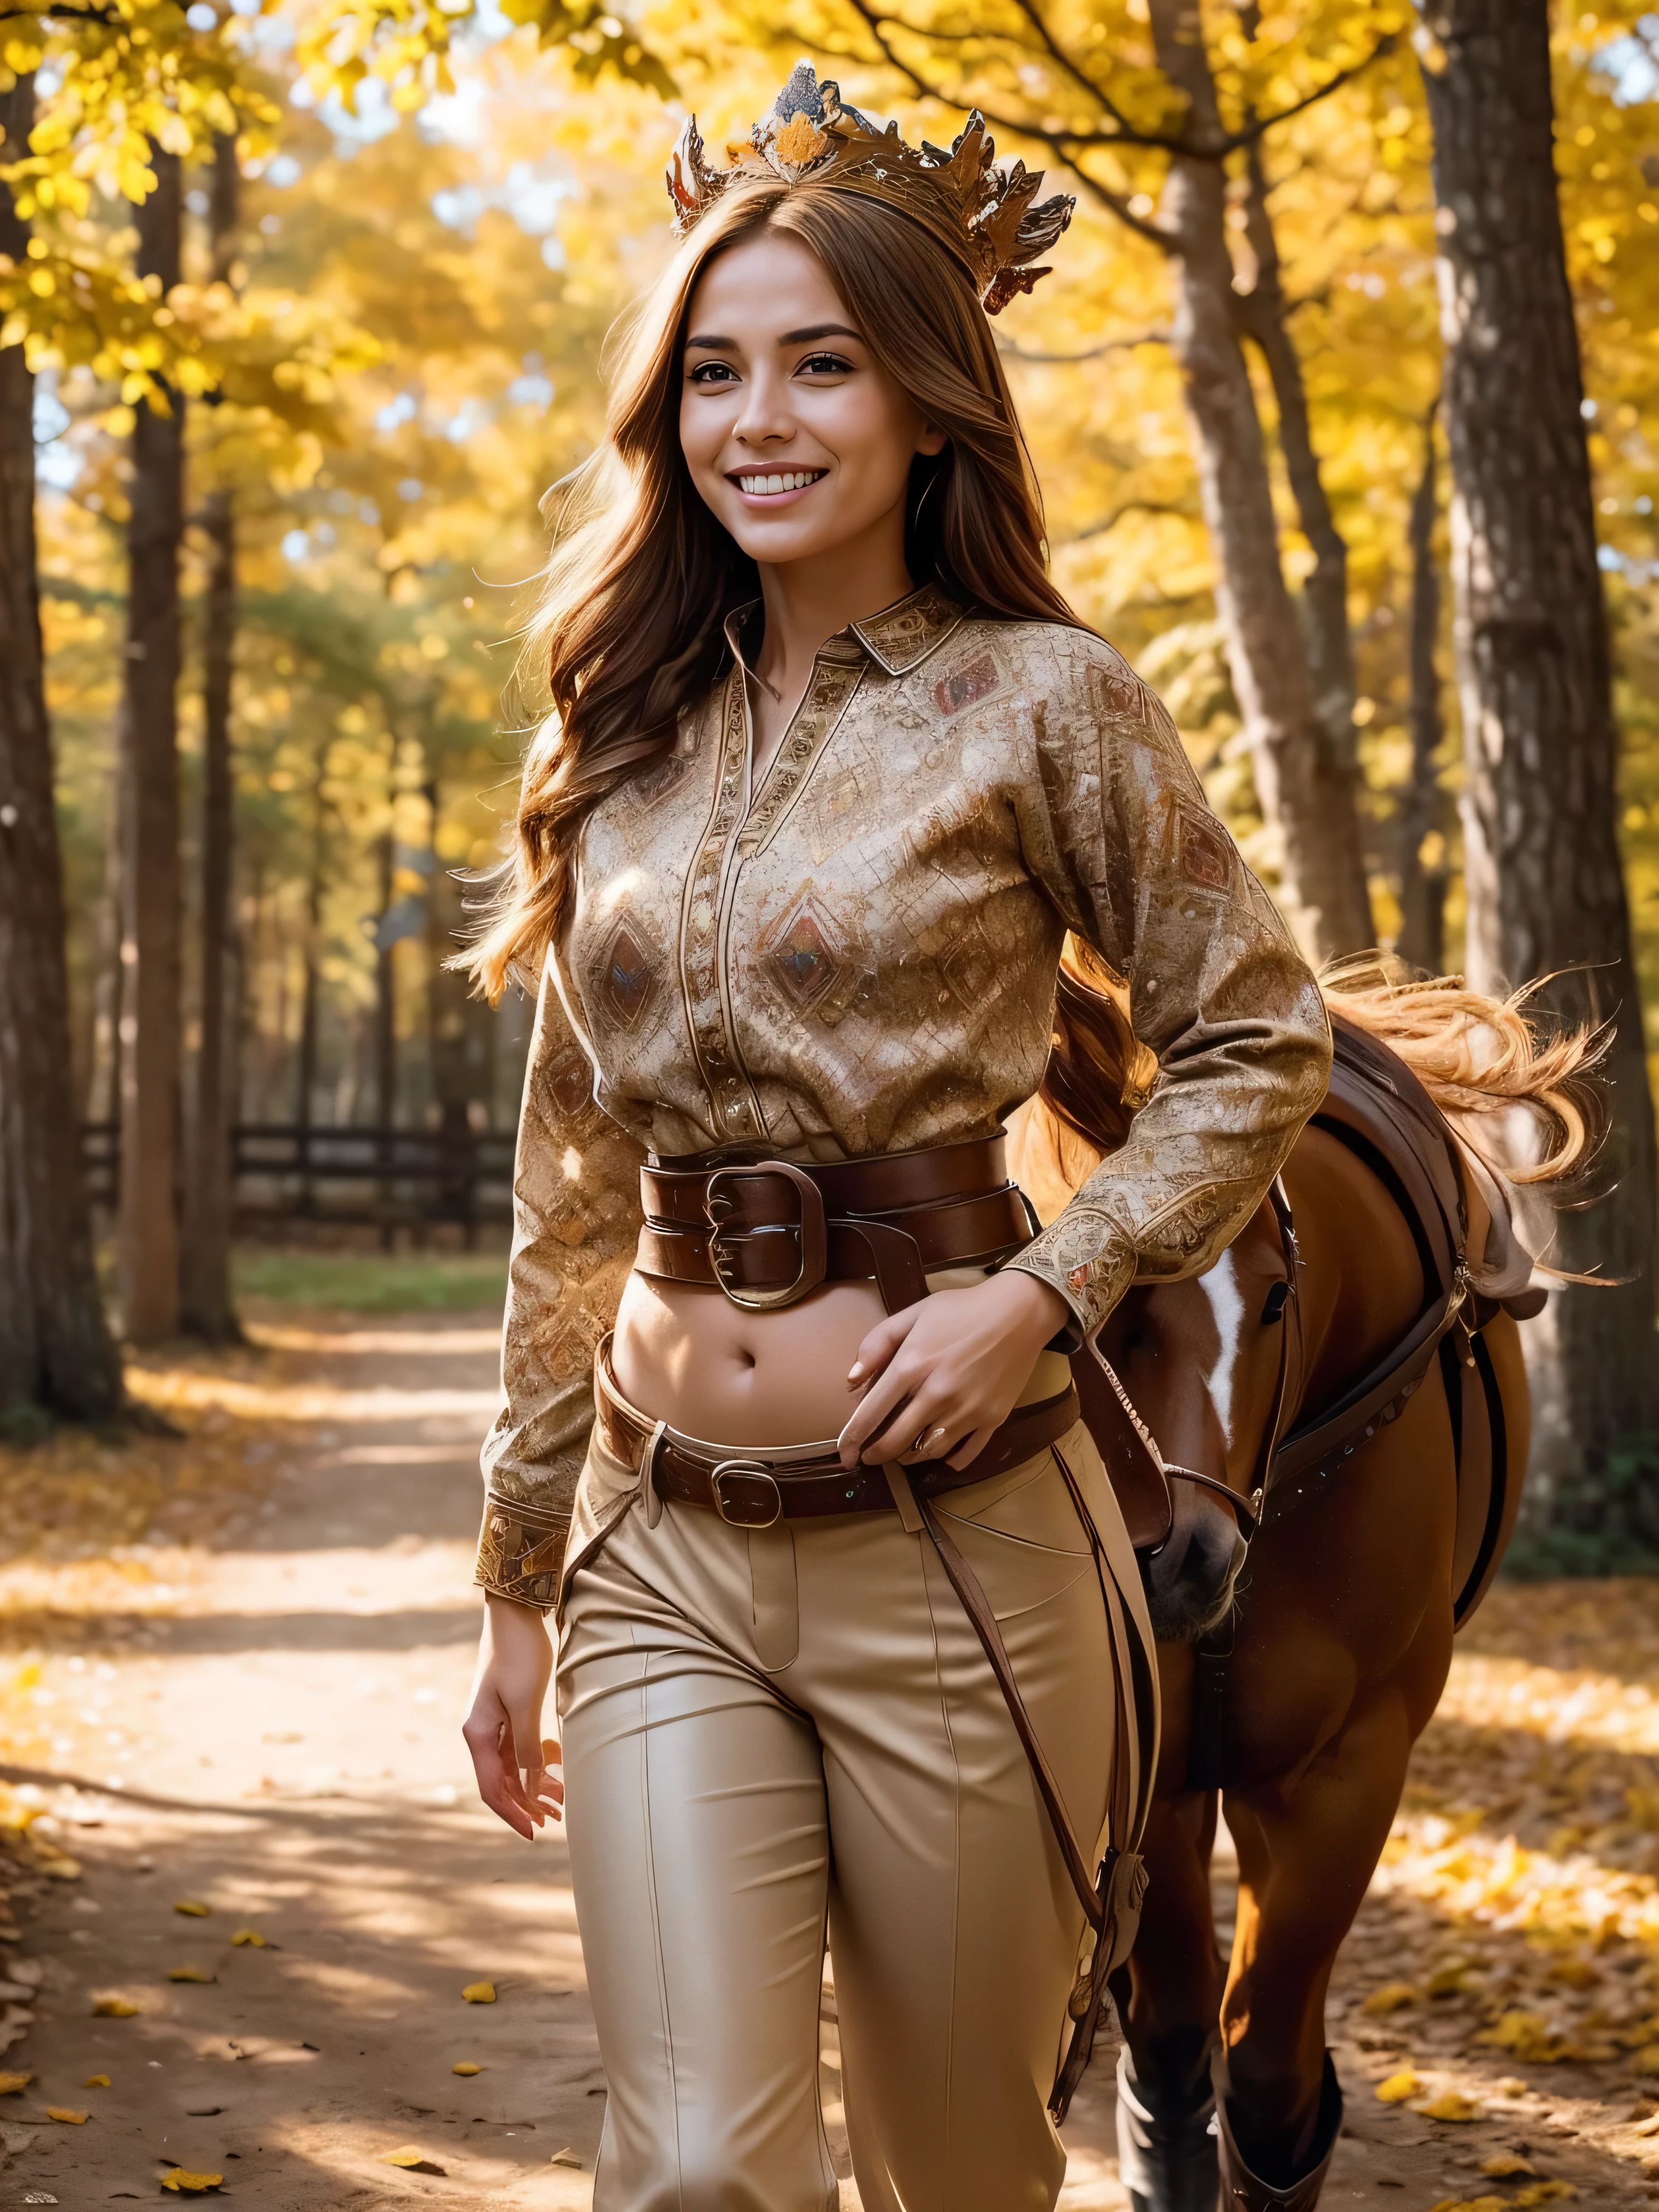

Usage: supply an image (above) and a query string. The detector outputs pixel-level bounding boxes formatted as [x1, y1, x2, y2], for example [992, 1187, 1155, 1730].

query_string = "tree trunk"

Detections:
[117, 146, 185, 1345]
[1397, 403, 1449, 973]
[1234, 136, 1364, 805]
[294, 765, 325, 1214]
[0, 75, 125, 1421]
[374, 817, 397, 1248]
[179, 134, 241, 1343]
[1147, 0, 1375, 960]
[1421, 0, 1659, 1494]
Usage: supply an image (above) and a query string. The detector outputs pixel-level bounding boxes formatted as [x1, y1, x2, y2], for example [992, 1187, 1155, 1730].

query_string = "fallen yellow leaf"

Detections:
[1634, 2045, 1659, 2076]
[1482, 2154, 1538, 2177]
[452, 2061, 481, 2076]
[168, 1966, 215, 1984]
[1547, 1958, 1598, 1989]
[1375, 2069, 1419, 2103]
[461, 1980, 496, 2004]
[1420, 2092, 1482, 2123]
[173, 1900, 211, 1917]
[1424, 2199, 1504, 2212]
[46, 2106, 88, 2124]
[1514, 2188, 1576, 2208]
[160, 2169, 224, 2193]
[551, 2147, 582, 2168]
[0, 2072, 31, 2094]
[91, 1999, 138, 2017]
[83, 2074, 110, 2088]
[1362, 1981, 1419, 2015]
[382, 2147, 448, 2174]
[229, 1929, 267, 1948]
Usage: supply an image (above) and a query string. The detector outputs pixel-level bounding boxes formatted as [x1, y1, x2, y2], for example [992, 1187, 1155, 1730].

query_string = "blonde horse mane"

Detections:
[1008, 941, 1610, 1235]
[1317, 954, 1608, 1189]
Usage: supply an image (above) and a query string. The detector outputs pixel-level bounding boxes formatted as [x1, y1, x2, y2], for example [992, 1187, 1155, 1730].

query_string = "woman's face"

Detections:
[678, 229, 945, 571]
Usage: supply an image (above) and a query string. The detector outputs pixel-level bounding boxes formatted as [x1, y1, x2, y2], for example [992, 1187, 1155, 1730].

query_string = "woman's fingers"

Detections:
[462, 1706, 536, 1841]
[945, 1420, 998, 1471]
[838, 1357, 923, 1464]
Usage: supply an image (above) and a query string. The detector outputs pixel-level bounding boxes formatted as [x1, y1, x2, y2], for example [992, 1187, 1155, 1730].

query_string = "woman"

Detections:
[461, 64, 1331, 2212]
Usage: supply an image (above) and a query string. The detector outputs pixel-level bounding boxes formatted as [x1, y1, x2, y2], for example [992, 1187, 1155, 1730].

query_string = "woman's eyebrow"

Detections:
[684, 332, 736, 351]
[781, 323, 861, 344]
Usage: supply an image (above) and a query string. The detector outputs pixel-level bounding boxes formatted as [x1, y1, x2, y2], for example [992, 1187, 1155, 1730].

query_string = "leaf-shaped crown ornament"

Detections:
[665, 59, 1074, 315]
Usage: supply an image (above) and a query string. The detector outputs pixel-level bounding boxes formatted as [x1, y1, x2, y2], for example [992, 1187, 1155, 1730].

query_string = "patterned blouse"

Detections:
[475, 582, 1331, 1608]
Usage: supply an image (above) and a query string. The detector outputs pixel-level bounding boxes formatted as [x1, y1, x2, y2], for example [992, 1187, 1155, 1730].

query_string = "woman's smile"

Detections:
[729, 464, 828, 501]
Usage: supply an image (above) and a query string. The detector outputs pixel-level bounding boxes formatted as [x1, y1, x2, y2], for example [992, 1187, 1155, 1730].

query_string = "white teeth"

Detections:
[737, 469, 822, 494]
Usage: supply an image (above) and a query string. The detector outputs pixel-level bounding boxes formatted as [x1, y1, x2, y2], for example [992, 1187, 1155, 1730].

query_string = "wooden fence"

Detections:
[82, 1123, 516, 1237]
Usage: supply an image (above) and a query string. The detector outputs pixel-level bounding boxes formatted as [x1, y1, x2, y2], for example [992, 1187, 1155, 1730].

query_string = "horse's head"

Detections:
[1093, 1219, 1291, 1643]
[1143, 1464, 1249, 1641]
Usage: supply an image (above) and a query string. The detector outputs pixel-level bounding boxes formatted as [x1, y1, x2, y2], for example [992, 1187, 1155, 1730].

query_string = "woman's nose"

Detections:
[732, 375, 794, 448]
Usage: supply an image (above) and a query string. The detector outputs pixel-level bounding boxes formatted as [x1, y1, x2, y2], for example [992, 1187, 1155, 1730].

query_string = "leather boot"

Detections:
[1211, 2050, 1342, 2212]
[1115, 2041, 1219, 2212]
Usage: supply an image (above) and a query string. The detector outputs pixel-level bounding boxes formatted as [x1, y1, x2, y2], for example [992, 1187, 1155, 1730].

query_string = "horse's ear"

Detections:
[1039, 934, 1150, 1159]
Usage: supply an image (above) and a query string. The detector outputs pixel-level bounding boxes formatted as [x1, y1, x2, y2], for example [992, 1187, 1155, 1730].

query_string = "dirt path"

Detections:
[0, 1312, 1652, 2207]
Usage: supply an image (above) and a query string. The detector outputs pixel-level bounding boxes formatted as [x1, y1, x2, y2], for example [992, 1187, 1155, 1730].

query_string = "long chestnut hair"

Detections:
[465, 178, 1080, 995]
[465, 177, 1161, 1158]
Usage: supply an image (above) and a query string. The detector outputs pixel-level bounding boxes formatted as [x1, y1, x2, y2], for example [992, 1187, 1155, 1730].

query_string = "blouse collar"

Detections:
[722, 579, 966, 682]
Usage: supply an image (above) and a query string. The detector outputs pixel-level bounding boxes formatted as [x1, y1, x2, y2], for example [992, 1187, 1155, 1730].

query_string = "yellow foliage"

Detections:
[1374, 2068, 1419, 2102]
[1362, 1980, 1420, 2014]
[1418, 2091, 1482, 2121]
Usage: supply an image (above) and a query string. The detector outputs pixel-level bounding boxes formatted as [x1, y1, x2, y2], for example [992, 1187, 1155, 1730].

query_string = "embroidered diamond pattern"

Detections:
[597, 915, 658, 1031]
[767, 895, 847, 1015]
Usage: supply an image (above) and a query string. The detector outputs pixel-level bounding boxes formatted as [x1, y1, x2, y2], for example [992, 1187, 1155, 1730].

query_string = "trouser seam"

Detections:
[636, 1649, 685, 2208]
[917, 1532, 963, 2212]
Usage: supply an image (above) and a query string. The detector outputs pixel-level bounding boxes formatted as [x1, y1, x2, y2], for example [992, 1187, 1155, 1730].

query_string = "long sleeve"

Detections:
[474, 957, 646, 1609]
[1003, 633, 1332, 1346]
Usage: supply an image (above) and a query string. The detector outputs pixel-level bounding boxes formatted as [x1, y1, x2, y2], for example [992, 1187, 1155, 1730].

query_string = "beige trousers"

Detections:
[556, 1415, 1138, 2212]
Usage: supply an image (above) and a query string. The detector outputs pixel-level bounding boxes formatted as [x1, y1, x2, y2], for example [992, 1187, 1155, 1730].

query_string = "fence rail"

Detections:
[82, 1122, 516, 1234]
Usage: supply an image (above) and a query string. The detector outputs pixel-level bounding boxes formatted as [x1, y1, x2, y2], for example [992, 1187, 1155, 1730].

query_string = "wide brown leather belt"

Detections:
[595, 1346, 1080, 1528]
[635, 1134, 1036, 1313]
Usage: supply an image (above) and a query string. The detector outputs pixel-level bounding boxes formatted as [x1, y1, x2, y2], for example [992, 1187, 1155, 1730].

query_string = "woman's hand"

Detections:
[462, 1592, 564, 1839]
[838, 1268, 1071, 1472]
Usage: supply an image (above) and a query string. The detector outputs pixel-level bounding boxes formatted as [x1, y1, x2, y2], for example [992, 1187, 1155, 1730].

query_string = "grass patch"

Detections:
[233, 1246, 509, 1316]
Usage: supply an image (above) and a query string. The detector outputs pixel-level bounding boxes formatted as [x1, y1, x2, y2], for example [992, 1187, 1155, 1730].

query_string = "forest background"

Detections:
[2, 0, 1658, 1551]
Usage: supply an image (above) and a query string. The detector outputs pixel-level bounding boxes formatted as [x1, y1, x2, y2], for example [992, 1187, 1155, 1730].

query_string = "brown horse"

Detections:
[1009, 957, 1603, 2212]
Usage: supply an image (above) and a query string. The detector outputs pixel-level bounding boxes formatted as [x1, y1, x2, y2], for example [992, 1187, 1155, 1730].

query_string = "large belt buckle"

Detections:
[704, 1160, 828, 1311]
[710, 1459, 783, 1528]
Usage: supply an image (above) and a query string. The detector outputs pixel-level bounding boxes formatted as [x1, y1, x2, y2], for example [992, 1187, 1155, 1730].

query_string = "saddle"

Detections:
[1263, 1011, 1539, 1627]
[1084, 1013, 1539, 1624]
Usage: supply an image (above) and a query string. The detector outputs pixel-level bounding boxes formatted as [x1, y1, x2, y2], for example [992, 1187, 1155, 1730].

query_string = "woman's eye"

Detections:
[690, 361, 738, 386]
[798, 352, 853, 377]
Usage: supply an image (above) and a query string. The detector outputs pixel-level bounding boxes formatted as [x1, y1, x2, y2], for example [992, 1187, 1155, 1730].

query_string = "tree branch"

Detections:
[997, 329, 1171, 362]
[1068, 498, 1200, 540]
[0, 2, 122, 19]
[1231, 33, 1400, 149]
[838, 0, 1197, 155]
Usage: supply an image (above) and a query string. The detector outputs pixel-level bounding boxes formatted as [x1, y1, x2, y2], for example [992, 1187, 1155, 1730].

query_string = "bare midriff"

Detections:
[611, 1263, 1071, 1450]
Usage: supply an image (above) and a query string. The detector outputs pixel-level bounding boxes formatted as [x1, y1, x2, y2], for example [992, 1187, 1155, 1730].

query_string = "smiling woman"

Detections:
[453, 61, 1330, 2212]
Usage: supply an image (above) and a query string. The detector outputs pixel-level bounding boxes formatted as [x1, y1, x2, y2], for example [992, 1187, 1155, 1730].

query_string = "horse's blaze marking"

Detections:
[1199, 1248, 1245, 1444]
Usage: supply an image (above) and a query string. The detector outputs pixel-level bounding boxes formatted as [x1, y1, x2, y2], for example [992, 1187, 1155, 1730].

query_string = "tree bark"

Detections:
[1234, 136, 1364, 800]
[117, 146, 185, 1345]
[0, 75, 125, 1421]
[1147, 0, 1375, 960]
[179, 133, 241, 1342]
[1397, 403, 1449, 973]
[1421, 0, 1659, 1489]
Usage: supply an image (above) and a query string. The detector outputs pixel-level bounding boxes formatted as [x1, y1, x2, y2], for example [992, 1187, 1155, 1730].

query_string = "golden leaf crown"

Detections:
[665, 60, 1075, 316]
